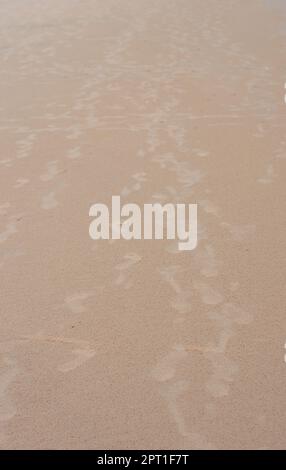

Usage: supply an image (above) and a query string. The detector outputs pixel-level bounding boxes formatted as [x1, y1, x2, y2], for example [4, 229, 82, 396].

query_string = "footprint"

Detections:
[66, 127, 83, 140]
[258, 164, 275, 184]
[41, 191, 58, 210]
[152, 345, 188, 382]
[161, 379, 217, 449]
[208, 302, 253, 326]
[121, 172, 147, 197]
[137, 149, 145, 158]
[17, 333, 96, 374]
[58, 349, 95, 373]
[19, 333, 90, 348]
[221, 223, 256, 242]
[67, 147, 81, 159]
[16, 133, 36, 159]
[177, 168, 203, 191]
[196, 244, 219, 278]
[65, 292, 93, 314]
[194, 282, 224, 305]
[200, 199, 220, 217]
[158, 266, 182, 294]
[153, 153, 178, 169]
[40, 161, 60, 181]
[193, 148, 210, 158]
[0, 356, 18, 422]
[0, 159, 13, 168]
[114, 253, 141, 288]
[0, 221, 18, 243]
[205, 353, 238, 398]
[0, 249, 25, 269]
[152, 192, 168, 202]
[0, 203, 10, 216]
[14, 178, 29, 189]
[171, 293, 192, 314]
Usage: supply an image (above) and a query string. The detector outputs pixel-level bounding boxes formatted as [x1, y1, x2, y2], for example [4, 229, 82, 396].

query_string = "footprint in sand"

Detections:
[208, 302, 253, 326]
[158, 265, 193, 315]
[0, 249, 25, 269]
[151, 186, 179, 204]
[254, 123, 265, 138]
[152, 345, 188, 383]
[14, 178, 29, 189]
[161, 379, 217, 449]
[0, 221, 18, 243]
[137, 149, 145, 158]
[66, 127, 83, 140]
[200, 199, 221, 217]
[194, 244, 219, 278]
[0, 356, 18, 422]
[16, 133, 36, 159]
[176, 166, 203, 191]
[41, 191, 58, 210]
[221, 222, 256, 242]
[193, 148, 210, 158]
[114, 253, 141, 289]
[17, 334, 96, 374]
[65, 292, 94, 314]
[0, 203, 10, 216]
[0, 158, 13, 168]
[158, 265, 183, 295]
[67, 146, 81, 159]
[152, 192, 168, 202]
[121, 172, 147, 197]
[258, 164, 276, 184]
[229, 281, 240, 292]
[194, 281, 224, 305]
[153, 153, 178, 169]
[168, 125, 186, 149]
[171, 293, 193, 314]
[40, 161, 60, 181]
[58, 349, 95, 373]
[205, 353, 239, 398]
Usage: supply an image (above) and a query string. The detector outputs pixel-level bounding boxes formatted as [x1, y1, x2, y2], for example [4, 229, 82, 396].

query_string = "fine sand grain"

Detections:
[0, 0, 286, 450]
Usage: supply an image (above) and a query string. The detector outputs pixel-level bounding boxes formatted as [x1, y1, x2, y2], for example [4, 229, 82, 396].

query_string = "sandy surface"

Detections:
[1, 0, 286, 450]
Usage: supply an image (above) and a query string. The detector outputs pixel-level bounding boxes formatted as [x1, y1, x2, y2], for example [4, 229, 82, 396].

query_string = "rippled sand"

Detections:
[1, 0, 286, 450]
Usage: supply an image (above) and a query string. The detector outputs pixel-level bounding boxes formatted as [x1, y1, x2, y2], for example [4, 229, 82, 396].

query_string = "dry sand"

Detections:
[0, 0, 286, 450]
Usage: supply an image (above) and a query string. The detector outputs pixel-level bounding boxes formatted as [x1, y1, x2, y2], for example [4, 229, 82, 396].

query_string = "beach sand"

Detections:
[0, 0, 286, 449]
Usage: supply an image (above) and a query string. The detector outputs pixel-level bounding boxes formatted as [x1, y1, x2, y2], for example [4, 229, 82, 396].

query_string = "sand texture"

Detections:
[0, 0, 286, 450]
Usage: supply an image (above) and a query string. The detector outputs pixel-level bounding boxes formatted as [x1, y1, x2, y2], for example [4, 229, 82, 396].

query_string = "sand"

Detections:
[0, 0, 286, 450]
